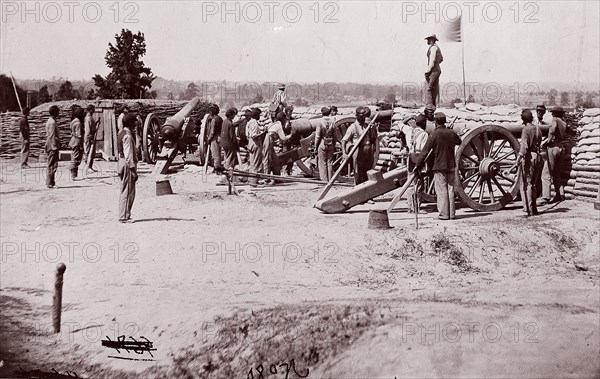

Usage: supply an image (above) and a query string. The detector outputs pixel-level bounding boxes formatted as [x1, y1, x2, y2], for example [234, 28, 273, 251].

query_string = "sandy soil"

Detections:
[0, 157, 599, 379]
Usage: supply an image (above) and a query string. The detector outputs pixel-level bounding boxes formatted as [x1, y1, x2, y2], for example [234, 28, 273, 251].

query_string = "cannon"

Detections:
[315, 119, 551, 213]
[142, 97, 203, 174]
[278, 110, 394, 179]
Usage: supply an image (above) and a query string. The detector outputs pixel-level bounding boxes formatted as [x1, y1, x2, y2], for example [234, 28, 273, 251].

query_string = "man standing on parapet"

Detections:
[539, 106, 567, 205]
[414, 112, 462, 220]
[17, 106, 30, 168]
[425, 34, 443, 107]
[342, 106, 378, 186]
[117, 114, 139, 223]
[45, 105, 61, 189]
[269, 83, 288, 121]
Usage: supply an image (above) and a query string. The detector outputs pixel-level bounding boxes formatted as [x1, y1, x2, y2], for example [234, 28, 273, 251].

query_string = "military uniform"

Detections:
[220, 117, 238, 170]
[541, 115, 566, 202]
[518, 121, 543, 215]
[342, 116, 377, 186]
[315, 116, 336, 182]
[17, 114, 30, 168]
[45, 116, 60, 188]
[69, 117, 84, 179]
[117, 122, 138, 222]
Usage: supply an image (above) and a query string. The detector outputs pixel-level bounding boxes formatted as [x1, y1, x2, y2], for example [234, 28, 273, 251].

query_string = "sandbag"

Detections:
[583, 108, 600, 117]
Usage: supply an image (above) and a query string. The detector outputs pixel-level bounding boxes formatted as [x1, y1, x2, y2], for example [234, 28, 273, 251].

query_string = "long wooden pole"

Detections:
[230, 169, 352, 187]
[10, 72, 23, 112]
[462, 33, 467, 104]
[317, 112, 379, 201]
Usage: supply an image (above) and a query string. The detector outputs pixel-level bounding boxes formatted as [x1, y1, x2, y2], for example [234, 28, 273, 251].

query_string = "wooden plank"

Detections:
[315, 166, 408, 214]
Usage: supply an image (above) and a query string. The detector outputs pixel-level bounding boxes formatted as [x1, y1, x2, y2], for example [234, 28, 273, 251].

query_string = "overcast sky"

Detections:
[1, 1, 599, 88]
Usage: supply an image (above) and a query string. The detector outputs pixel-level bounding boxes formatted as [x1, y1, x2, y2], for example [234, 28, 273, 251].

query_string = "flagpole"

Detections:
[461, 18, 467, 104]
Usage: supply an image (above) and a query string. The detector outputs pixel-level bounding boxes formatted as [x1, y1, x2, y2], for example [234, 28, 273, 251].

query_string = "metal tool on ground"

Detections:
[316, 112, 380, 202]
[229, 169, 353, 187]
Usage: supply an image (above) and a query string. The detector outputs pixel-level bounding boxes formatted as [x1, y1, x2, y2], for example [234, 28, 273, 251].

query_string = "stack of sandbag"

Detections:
[566, 108, 600, 202]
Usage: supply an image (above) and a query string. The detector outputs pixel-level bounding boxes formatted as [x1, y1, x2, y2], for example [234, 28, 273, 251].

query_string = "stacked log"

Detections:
[565, 108, 600, 202]
[0, 99, 211, 160]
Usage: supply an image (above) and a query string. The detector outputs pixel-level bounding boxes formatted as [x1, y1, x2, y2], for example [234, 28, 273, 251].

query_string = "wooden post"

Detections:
[53, 263, 66, 333]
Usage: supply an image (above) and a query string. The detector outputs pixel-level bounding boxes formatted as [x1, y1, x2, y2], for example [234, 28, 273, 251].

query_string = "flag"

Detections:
[444, 16, 462, 42]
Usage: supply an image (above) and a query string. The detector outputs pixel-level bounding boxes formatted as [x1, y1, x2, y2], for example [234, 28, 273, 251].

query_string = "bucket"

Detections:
[156, 180, 173, 196]
[368, 210, 392, 229]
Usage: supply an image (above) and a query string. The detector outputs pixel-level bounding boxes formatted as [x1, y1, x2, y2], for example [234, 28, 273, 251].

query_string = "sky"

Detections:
[1, 0, 599, 88]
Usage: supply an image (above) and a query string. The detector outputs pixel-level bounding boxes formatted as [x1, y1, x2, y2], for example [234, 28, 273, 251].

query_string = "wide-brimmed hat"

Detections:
[550, 106, 565, 113]
[425, 34, 438, 41]
[402, 114, 416, 125]
[536, 104, 546, 111]
[278, 83, 286, 89]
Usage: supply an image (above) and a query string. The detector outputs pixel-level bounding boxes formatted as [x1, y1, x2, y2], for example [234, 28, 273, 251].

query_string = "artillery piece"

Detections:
[315, 117, 551, 213]
[142, 97, 203, 174]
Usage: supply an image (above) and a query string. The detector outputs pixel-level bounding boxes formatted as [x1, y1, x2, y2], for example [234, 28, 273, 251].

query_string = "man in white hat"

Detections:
[269, 83, 288, 121]
[425, 34, 443, 107]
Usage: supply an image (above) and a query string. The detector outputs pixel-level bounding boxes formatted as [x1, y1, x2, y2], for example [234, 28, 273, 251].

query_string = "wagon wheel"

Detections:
[454, 124, 521, 211]
[143, 113, 162, 164]
[197, 113, 211, 165]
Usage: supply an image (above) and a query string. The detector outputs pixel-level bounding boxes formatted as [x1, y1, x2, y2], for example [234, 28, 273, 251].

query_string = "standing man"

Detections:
[342, 106, 378, 186]
[117, 114, 139, 223]
[403, 114, 429, 212]
[246, 108, 267, 186]
[536, 104, 547, 125]
[235, 109, 251, 151]
[69, 106, 85, 180]
[414, 112, 462, 220]
[221, 108, 239, 170]
[207, 104, 224, 174]
[315, 107, 336, 182]
[117, 105, 129, 133]
[45, 105, 61, 189]
[539, 106, 567, 205]
[269, 83, 288, 121]
[330, 106, 339, 117]
[425, 34, 443, 107]
[17, 106, 30, 168]
[512, 109, 543, 216]
[263, 112, 291, 181]
[84, 104, 99, 172]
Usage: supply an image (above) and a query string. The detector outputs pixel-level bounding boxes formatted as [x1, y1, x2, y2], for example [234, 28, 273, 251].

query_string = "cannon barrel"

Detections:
[160, 97, 201, 142]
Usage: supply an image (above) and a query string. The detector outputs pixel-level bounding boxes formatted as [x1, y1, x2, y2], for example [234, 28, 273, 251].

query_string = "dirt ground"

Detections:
[0, 157, 599, 379]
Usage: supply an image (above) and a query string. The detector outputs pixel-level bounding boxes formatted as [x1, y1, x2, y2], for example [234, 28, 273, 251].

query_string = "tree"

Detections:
[0, 74, 26, 112]
[560, 91, 570, 106]
[56, 80, 75, 100]
[86, 88, 97, 100]
[582, 93, 596, 108]
[93, 29, 156, 99]
[384, 89, 396, 105]
[181, 82, 198, 100]
[575, 92, 584, 108]
[38, 85, 52, 104]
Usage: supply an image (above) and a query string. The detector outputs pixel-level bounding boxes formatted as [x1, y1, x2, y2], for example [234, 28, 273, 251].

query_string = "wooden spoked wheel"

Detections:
[142, 113, 162, 164]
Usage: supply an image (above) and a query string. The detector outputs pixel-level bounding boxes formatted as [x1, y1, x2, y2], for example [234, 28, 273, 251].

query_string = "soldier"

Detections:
[539, 106, 567, 205]
[117, 114, 139, 223]
[246, 108, 267, 186]
[84, 104, 99, 172]
[403, 114, 429, 212]
[263, 112, 291, 181]
[536, 104, 547, 125]
[221, 108, 239, 170]
[269, 83, 288, 121]
[315, 107, 336, 182]
[330, 106, 339, 117]
[512, 109, 543, 216]
[424, 104, 436, 130]
[342, 106, 378, 185]
[45, 105, 61, 189]
[69, 106, 85, 180]
[117, 104, 129, 133]
[207, 104, 224, 174]
[425, 34, 443, 107]
[414, 112, 462, 220]
[17, 106, 30, 168]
